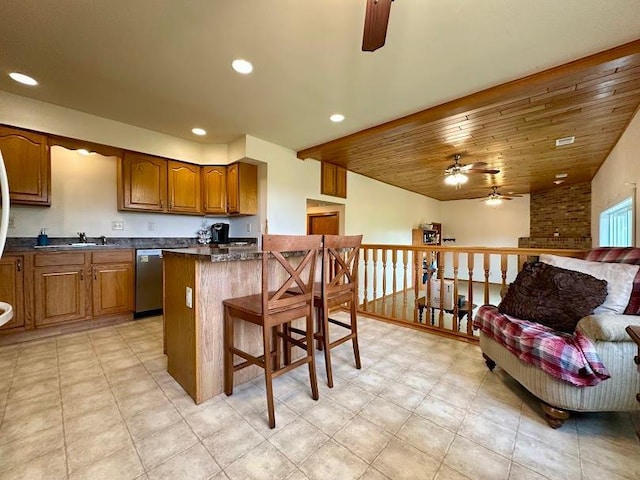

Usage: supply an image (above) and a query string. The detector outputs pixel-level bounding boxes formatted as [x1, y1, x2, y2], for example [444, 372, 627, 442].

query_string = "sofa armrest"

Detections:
[576, 314, 640, 341]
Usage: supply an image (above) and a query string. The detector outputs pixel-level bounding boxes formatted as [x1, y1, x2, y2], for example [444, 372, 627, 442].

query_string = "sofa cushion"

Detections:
[540, 254, 640, 315]
[499, 262, 608, 333]
[584, 247, 640, 315]
[577, 313, 640, 342]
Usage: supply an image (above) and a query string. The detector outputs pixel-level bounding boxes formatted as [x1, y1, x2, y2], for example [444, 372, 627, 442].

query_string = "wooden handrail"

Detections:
[357, 244, 589, 342]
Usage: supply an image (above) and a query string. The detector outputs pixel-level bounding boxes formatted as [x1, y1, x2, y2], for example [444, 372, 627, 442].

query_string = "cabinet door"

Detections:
[0, 256, 25, 331]
[92, 263, 133, 316]
[168, 160, 201, 214]
[321, 163, 337, 196]
[34, 266, 88, 327]
[119, 152, 167, 211]
[227, 162, 257, 215]
[202, 166, 227, 214]
[335, 166, 347, 198]
[0, 125, 51, 205]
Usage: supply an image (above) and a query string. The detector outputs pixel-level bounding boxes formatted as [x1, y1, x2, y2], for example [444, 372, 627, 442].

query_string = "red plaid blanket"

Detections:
[473, 305, 610, 387]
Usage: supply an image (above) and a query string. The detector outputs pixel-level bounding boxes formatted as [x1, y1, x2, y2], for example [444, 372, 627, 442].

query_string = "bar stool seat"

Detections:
[223, 234, 322, 429]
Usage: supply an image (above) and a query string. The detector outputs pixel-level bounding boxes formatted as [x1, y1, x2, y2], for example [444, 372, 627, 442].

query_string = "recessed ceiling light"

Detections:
[553, 180, 565, 185]
[192, 127, 207, 136]
[330, 114, 345, 123]
[555, 173, 568, 179]
[231, 59, 253, 74]
[9, 72, 38, 86]
[555, 136, 575, 147]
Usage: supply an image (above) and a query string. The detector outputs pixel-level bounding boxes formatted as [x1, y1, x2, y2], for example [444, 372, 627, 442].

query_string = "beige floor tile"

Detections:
[396, 414, 455, 460]
[458, 412, 517, 457]
[105, 364, 152, 385]
[64, 402, 122, 444]
[430, 380, 477, 410]
[0, 425, 63, 473]
[478, 373, 526, 409]
[143, 355, 168, 374]
[223, 382, 269, 415]
[3, 390, 61, 420]
[444, 435, 511, 480]
[328, 383, 375, 412]
[415, 394, 466, 432]
[359, 466, 390, 480]
[225, 440, 295, 480]
[61, 374, 110, 400]
[575, 411, 640, 451]
[372, 437, 440, 480]
[12, 364, 59, 384]
[243, 401, 300, 437]
[185, 401, 244, 439]
[512, 432, 581, 480]
[277, 386, 322, 414]
[435, 465, 471, 480]
[285, 469, 310, 480]
[0, 446, 67, 480]
[577, 434, 640, 479]
[63, 389, 117, 419]
[202, 419, 265, 467]
[68, 444, 143, 480]
[126, 401, 182, 441]
[368, 358, 408, 379]
[171, 391, 223, 417]
[397, 370, 440, 394]
[117, 387, 171, 418]
[580, 458, 630, 480]
[7, 377, 59, 402]
[518, 404, 580, 456]
[333, 415, 391, 463]
[101, 354, 140, 372]
[0, 404, 62, 446]
[111, 376, 160, 400]
[268, 417, 329, 464]
[147, 443, 220, 480]
[359, 397, 411, 434]
[304, 397, 354, 435]
[350, 370, 390, 394]
[299, 439, 368, 480]
[134, 420, 199, 470]
[67, 420, 133, 473]
[469, 392, 522, 432]
[508, 463, 552, 480]
[379, 381, 426, 410]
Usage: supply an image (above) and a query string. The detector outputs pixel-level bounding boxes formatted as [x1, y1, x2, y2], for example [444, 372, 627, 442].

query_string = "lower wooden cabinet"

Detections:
[0, 249, 135, 336]
[0, 255, 26, 331]
[92, 262, 133, 316]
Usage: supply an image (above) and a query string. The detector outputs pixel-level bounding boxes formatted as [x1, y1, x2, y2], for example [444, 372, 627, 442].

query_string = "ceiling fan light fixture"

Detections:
[486, 197, 502, 206]
[445, 172, 468, 186]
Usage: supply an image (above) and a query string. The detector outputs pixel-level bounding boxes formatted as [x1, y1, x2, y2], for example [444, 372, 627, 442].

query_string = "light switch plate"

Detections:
[186, 287, 193, 308]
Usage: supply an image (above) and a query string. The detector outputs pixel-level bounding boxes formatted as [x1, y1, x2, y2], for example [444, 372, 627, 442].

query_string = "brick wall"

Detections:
[530, 182, 591, 238]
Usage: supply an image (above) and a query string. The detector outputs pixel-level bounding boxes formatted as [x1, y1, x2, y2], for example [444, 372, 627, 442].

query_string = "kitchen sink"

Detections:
[34, 243, 110, 248]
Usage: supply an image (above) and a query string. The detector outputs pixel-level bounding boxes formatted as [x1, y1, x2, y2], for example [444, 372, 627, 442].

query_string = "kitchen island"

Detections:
[163, 246, 306, 403]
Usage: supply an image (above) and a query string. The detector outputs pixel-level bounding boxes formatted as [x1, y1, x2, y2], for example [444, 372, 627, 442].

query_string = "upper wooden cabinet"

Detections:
[227, 162, 258, 215]
[118, 151, 167, 212]
[0, 125, 51, 206]
[168, 160, 201, 214]
[321, 162, 347, 198]
[202, 166, 227, 214]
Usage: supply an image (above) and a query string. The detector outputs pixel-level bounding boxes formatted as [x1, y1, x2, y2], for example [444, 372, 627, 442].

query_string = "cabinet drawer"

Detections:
[92, 250, 134, 264]
[34, 252, 87, 267]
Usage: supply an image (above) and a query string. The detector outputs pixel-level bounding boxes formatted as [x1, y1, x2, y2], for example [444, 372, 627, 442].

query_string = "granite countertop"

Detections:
[162, 246, 264, 262]
[4, 237, 257, 253]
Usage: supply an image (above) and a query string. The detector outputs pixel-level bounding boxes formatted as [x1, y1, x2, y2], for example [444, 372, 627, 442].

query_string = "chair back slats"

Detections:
[322, 235, 362, 299]
[261, 235, 322, 318]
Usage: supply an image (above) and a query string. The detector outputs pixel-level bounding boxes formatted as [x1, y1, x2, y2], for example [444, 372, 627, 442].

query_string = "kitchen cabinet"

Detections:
[0, 255, 26, 331]
[92, 250, 134, 317]
[168, 160, 201, 214]
[227, 162, 258, 215]
[321, 162, 347, 198]
[34, 252, 89, 327]
[202, 166, 227, 214]
[0, 125, 51, 206]
[118, 151, 167, 212]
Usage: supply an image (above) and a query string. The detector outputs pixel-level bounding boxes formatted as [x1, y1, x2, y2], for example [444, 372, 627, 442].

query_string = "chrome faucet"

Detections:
[78, 232, 87, 243]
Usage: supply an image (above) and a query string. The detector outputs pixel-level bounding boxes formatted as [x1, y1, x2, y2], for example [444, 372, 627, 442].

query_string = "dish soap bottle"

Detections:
[37, 228, 49, 246]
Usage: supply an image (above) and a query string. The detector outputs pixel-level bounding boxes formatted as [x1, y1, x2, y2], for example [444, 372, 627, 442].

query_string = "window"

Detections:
[599, 197, 633, 247]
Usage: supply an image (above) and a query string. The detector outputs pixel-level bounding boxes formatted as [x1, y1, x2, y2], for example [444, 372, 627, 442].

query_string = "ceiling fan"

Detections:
[480, 187, 523, 205]
[362, 0, 394, 52]
[444, 154, 500, 186]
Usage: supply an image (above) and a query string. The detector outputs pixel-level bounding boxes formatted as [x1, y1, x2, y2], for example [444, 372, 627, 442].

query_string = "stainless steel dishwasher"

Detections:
[135, 249, 163, 318]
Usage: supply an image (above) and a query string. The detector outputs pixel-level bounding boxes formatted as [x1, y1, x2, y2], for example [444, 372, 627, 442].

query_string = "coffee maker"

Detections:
[211, 223, 230, 244]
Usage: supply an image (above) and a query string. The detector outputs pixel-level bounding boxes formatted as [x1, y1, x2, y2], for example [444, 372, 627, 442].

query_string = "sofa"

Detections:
[474, 247, 640, 428]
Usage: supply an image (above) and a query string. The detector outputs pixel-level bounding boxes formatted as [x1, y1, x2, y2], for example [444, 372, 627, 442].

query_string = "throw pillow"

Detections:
[498, 262, 608, 333]
[539, 254, 640, 314]
[584, 248, 640, 315]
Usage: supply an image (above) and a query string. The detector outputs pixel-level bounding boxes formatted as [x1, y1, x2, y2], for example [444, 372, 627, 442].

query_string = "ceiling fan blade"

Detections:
[362, 0, 393, 52]
[467, 167, 500, 174]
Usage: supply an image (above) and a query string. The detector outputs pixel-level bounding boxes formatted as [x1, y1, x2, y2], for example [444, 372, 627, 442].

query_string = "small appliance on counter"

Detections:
[211, 223, 230, 244]
[37, 228, 49, 246]
[196, 228, 211, 245]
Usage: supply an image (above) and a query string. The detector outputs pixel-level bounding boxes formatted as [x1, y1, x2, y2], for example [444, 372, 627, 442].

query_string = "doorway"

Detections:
[308, 212, 339, 235]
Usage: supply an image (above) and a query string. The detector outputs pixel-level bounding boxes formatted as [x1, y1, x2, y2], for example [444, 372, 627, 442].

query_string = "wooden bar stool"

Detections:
[285, 234, 362, 388]
[223, 234, 322, 429]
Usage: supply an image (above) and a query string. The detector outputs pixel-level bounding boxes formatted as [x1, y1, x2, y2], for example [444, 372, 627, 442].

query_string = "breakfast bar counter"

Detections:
[162, 246, 304, 403]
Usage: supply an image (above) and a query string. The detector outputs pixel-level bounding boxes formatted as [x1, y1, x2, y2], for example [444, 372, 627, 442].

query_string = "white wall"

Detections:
[591, 109, 640, 246]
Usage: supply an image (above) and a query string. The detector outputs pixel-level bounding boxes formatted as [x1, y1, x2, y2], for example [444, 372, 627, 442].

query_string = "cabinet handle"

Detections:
[17, 259, 21, 272]
[94, 269, 97, 280]
[160, 200, 164, 208]
[80, 270, 84, 281]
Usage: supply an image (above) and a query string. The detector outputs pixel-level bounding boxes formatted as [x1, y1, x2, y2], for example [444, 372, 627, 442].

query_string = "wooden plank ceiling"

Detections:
[298, 40, 640, 202]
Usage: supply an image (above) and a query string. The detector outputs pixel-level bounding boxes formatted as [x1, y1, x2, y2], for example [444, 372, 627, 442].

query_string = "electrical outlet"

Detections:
[8, 217, 15, 228]
[185, 287, 193, 309]
[112, 221, 124, 231]
[147, 222, 155, 232]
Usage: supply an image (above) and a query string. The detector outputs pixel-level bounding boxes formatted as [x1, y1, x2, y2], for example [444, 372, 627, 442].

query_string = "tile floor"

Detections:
[0, 314, 639, 480]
